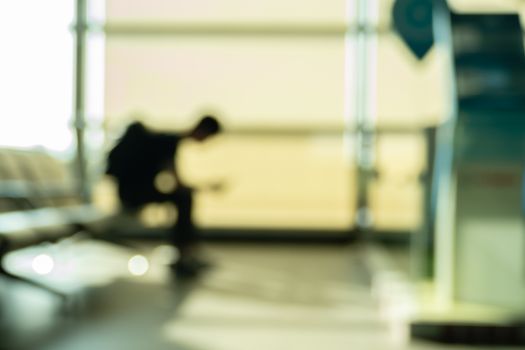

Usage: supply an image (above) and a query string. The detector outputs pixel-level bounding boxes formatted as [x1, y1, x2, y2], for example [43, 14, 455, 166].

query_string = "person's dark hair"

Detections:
[195, 115, 221, 135]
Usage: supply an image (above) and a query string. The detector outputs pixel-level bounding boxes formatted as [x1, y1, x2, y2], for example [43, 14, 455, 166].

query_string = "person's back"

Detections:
[106, 121, 180, 209]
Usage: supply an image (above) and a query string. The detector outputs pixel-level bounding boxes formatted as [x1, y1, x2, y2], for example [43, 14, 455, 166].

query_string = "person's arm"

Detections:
[170, 158, 192, 191]
[166, 137, 225, 193]
[158, 134, 193, 191]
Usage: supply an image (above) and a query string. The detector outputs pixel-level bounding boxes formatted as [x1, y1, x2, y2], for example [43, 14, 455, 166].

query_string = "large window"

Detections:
[0, 1, 74, 156]
[94, 0, 523, 232]
[2, 0, 524, 232]
[93, 0, 356, 231]
[104, 36, 346, 130]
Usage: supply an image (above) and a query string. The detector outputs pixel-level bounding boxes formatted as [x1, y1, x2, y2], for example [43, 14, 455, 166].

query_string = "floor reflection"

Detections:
[0, 241, 521, 350]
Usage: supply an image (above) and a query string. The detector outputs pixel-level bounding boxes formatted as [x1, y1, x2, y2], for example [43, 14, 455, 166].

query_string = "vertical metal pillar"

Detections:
[74, 0, 89, 201]
[354, 0, 377, 234]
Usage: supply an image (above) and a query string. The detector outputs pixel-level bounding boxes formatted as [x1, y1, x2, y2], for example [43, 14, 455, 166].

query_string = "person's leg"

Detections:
[119, 184, 201, 276]
[169, 187, 211, 277]
[170, 186, 196, 259]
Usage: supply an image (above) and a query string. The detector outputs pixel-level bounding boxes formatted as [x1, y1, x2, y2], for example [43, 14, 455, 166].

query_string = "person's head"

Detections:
[190, 115, 222, 141]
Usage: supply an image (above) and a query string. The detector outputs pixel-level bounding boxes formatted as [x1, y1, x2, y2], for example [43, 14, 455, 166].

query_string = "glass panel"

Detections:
[0, 0, 74, 155]
[96, 0, 358, 230]
[94, 133, 355, 230]
[375, 33, 447, 127]
[105, 0, 348, 26]
[85, 33, 107, 180]
[372, 3, 437, 232]
[378, 0, 394, 28]
[180, 134, 355, 229]
[104, 36, 346, 131]
[370, 134, 426, 230]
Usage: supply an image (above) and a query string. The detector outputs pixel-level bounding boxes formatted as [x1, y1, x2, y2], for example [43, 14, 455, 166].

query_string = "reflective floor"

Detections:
[0, 241, 521, 350]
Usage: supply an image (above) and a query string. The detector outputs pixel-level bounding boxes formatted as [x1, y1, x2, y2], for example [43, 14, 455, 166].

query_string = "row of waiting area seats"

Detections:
[0, 148, 111, 292]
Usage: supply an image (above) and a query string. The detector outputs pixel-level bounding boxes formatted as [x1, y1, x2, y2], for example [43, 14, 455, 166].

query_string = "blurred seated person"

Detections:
[106, 116, 222, 276]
